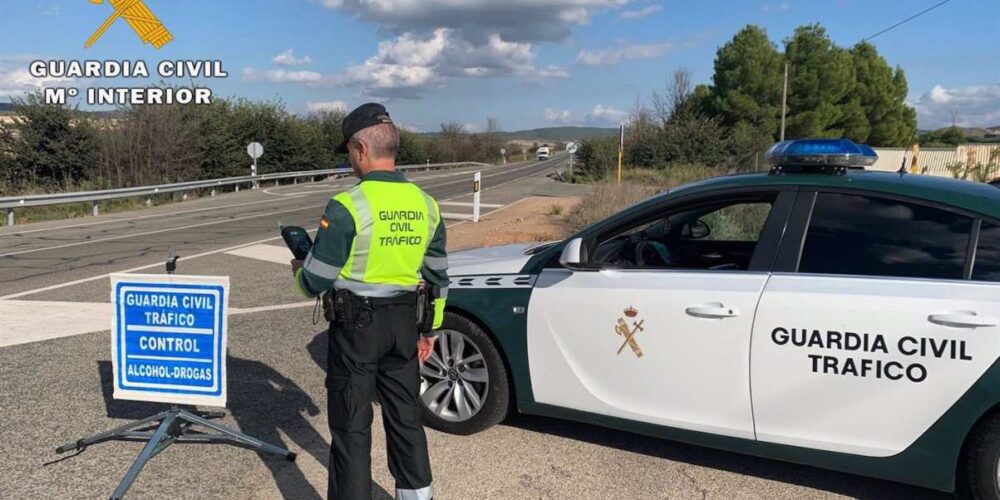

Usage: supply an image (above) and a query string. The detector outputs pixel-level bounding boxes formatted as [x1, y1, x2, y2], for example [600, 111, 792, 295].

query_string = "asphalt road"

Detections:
[0, 155, 953, 499]
[0, 157, 561, 298]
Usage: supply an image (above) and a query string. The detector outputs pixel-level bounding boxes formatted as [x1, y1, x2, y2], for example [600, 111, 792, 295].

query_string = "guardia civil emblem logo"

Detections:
[85, 0, 174, 50]
[615, 306, 645, 358]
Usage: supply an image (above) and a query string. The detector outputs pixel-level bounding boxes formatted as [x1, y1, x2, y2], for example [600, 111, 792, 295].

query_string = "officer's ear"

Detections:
[354, 139, 370, 164]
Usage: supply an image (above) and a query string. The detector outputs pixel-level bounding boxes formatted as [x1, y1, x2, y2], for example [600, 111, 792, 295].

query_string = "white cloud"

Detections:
[307, 100, 348, 113]
[0, 57, 75, 98]
[317, 0, 635, 42]
[242, 67, 323, 83]
[272, 49, 313, 66]
[584, 104, 628, 125]
[544, 104, 628, 127]
[337, 28, 567, 98]
[761, 2, 791, 12]
[545, 108, 574, 125]
[316, 0, 631, 96]
[576, 41, 674, 66]
[913, 83, 1000, 129]
[619, 4, 661, 20]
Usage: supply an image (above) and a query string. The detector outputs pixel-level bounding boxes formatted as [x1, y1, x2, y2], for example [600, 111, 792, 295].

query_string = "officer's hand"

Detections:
[417, 336, 437, 363]
[290, 259, 304, 275]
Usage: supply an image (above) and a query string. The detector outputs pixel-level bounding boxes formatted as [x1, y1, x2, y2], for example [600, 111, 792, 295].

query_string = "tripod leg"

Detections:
[178, 410, 296, 461]
[109, 412, 178, 500]
[56, 411, 169, 454]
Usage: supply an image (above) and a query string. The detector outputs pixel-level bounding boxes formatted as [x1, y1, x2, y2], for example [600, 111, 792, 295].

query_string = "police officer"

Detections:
[292, 103, 447, 500]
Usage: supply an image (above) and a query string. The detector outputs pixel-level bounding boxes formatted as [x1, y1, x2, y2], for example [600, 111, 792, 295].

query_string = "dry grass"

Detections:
[565, 164, 720, 234]
[565, 181, 660, 234]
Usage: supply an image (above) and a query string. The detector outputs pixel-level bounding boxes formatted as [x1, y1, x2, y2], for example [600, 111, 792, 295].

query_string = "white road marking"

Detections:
[0, 232, 301, 300]
[0, 204, 322, 258]
[0, 299, 316, 348]
[0, 300, 113, 347]
[439, 202, 503, 208]
[230, 301, 315, 315]
[442, 213, 475, 221]
[224, 244, 294, 265]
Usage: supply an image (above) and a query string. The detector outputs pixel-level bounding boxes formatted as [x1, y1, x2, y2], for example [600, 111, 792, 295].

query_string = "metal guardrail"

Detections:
[1, 161, 488, 226]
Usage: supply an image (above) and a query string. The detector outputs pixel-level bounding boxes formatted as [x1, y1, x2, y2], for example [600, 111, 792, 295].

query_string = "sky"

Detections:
[0, 0, 997, 132]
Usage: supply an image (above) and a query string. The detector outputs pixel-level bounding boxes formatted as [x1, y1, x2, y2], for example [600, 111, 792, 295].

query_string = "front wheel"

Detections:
[418, 312, 510, 435]
[965, 413, 1000, 499]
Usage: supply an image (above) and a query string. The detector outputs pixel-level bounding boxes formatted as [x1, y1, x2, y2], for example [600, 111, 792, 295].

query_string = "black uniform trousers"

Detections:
[326, 294, 433, 500]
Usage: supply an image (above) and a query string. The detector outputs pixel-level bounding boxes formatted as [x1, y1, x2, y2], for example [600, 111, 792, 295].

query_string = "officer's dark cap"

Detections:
[335, 103, 394, 154]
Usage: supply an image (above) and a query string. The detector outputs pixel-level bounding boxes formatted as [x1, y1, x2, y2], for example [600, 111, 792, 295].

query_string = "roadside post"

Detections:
[617, 124, 625, 185]
[247, 142, 264, 190]
[473, 172, 482, 223]
[566, 142, 578, 178]
[55, 273, 294, 500]
[501, 148, 507, 165]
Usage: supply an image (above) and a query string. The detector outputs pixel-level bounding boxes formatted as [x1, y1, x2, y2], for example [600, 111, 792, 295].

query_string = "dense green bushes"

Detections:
[0, 92, 508, 196]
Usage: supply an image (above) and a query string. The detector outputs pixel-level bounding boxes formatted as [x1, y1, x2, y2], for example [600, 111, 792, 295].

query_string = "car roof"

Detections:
[667, 170, 1000, 220]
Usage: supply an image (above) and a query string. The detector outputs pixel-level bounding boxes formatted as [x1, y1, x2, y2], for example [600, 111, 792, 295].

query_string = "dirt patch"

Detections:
[447, 196, 581, 251]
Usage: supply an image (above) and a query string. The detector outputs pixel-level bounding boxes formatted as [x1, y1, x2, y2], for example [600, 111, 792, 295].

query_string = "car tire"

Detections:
[419, 312, 510, 435]
[965, 412, 1000, 499]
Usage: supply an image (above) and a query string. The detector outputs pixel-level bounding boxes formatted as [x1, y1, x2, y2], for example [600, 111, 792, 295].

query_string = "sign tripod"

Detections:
[56, 406, 295, 500]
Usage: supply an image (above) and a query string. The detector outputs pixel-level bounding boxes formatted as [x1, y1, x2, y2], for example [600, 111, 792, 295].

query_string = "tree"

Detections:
[848, 41, 917, 146]
[921, 127, 965, 147]
[783, 25, 858, 140]
[397, 129, 431, 165]
[0, 91, 99, 191]
[709, 25, 783, 141]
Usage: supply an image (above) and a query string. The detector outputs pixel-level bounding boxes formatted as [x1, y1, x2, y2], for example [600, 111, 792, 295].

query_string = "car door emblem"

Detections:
[615, 307, 645, 358]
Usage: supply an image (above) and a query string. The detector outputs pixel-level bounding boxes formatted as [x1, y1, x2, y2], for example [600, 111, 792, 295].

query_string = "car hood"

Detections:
[448, 243, 536, 276]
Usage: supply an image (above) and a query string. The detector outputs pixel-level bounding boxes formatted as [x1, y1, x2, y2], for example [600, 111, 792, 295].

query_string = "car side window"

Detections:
[589, 196, 776, 271]
[799, 193, 973, 280]
[973, 222, 1000, 281]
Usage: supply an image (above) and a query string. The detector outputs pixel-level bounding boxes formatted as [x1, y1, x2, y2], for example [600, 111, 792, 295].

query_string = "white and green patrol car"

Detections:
[419, 139, 1000, 497]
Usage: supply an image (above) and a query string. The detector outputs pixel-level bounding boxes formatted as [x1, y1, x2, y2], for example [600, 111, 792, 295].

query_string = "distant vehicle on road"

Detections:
[422, 138, 1000, 498]
[537, 147, 550, 161]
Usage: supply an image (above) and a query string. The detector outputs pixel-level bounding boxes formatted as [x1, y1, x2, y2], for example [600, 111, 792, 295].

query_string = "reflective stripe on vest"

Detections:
[332, 180, 439, 289]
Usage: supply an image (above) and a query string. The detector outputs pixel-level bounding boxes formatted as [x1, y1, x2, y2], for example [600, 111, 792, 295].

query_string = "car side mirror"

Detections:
[559, 238, 589, 270]
[685, 219, 711, 240]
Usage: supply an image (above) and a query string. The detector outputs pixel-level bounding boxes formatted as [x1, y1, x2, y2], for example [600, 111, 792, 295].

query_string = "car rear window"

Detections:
[799, 193, 973, 280]
[973, 222, 1000, 281]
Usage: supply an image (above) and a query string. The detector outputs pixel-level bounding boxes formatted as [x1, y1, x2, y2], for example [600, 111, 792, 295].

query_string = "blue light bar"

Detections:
[766, 139, 878, 170]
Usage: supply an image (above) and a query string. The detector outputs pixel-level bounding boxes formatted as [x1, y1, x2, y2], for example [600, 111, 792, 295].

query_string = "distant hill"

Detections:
[502, 126, 617, 142]
[0, 102, 13, 114]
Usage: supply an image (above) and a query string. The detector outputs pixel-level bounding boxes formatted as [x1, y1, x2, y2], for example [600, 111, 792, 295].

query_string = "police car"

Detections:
[420, 139, 1000, 497]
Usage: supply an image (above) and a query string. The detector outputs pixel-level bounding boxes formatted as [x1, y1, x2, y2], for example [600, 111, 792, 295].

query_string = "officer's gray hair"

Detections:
[349, 123, 399, 160]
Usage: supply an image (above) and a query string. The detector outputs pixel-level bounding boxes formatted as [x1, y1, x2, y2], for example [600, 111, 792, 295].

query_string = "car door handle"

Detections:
[928, 311, 999, 328]
[686, 303, 740, 319]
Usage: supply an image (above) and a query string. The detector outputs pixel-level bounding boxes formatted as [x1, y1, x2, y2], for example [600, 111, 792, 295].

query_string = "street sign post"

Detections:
[500, 148, 507, 165]
[247, 142, 263, 189]
[566, 142, 578, 177]
[55, 273, 294, 500]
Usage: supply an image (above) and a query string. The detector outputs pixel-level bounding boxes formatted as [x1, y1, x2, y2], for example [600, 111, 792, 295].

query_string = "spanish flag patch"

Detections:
[320, 217, 330, 229]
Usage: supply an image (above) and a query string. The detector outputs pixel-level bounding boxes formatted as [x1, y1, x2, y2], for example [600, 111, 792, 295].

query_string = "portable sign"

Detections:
[111, 274, 229, 407]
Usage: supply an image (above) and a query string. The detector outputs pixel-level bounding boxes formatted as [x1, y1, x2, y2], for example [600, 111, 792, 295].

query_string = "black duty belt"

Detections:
[357, 292, 417, 307]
